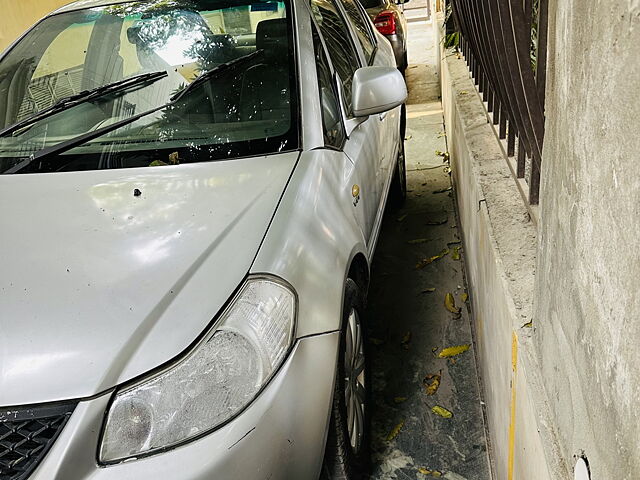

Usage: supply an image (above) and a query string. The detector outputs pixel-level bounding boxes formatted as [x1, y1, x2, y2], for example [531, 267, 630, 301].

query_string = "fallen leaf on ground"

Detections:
[426, 218, 448, 226]
[452, 246, 462, 261]
[405, 134, 413, 140]
[431, 346, 439, 354]
[447, 240, 461, 246]
[522, 320, 533, 328]
[431, 406, 453, 418]
[461, 293, 469, 303]
[418, 467, 443, 477]
[393, 396, 408, 404]
[437, 131, 447, 138]
[438, 344, 471, 358]
[444, 293, 461, 314]
[401, 331, 412, 350]
[423, 372, 442, 396]
[421, 287, 436, 294]
[433, 187, 452, 194]
[408, 238, 429, 244]
[397, 214, 408, 222]
[370, 337, 385, 346]
[416, 249, 450, 269]
[459, 90, 469, 95]
[386, 420, 405, 441]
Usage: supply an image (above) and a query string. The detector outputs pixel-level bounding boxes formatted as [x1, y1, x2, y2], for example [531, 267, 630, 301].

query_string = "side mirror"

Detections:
[352, 66, 407, 117]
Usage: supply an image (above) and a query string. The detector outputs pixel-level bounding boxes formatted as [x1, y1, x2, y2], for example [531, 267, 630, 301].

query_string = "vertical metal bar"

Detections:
[529, 156, 541, 203]
[531, 0, 549, 204]
[517, 139, 526, 177]
[507, 122, 516, 156]
[499, 103, 507, 136]
[487, 83, 494, 112]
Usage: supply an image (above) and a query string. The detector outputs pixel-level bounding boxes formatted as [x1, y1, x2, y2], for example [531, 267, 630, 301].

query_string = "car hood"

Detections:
[0, 152, 298, 406]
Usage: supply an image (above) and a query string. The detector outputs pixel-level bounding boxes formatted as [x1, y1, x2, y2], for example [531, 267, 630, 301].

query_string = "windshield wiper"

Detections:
[0, 70, 168, 138]
[171, 50, 263, 102]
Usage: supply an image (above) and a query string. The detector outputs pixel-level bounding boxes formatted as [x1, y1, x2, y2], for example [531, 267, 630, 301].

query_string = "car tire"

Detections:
[321, 278, 370, 480]
[389, 137, 407, 207]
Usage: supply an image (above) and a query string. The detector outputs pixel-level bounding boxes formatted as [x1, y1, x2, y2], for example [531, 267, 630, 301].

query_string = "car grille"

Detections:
[0, 402, 76, 480]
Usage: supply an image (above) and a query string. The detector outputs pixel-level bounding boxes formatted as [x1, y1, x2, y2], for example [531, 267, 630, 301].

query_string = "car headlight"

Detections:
[99, 277, 296, 463]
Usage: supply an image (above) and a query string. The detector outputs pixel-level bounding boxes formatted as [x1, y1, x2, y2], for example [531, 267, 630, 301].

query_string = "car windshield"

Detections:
[0, 0, 297, 174]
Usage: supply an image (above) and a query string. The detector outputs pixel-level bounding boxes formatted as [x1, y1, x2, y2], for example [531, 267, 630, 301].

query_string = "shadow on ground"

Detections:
[366, 20, 492, 480]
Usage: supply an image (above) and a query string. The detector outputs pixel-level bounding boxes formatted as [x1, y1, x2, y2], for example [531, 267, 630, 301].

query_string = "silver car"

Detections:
[0, 0, 406, 479]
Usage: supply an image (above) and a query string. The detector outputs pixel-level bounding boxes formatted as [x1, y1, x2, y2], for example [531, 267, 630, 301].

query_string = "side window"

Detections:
[310, 0, 361, 117]
[338, 0, 376, 64]
[313, 26, 346, 148]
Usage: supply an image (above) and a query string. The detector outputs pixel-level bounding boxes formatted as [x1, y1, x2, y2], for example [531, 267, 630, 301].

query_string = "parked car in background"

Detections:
[0, 0, 407, 479]
[360, 0, 409, 73]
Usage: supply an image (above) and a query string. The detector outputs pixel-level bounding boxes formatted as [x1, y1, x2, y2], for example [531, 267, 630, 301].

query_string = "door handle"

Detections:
[379, 112, 388, 121]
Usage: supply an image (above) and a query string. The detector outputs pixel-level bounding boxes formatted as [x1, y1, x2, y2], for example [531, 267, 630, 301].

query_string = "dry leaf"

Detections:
[418, 468, 443, 477]
[401, 331, 412, 350]
[452, 246, 462, 260]
[408, 238, 429, 245]
[444, 293, 461, 314]
[461, 293, 469, 303]
[393, 396, 408, 404]
[431, 406, 453, 418]
[425, 218, 448, 226]
[416, 249, 450, 269]
[438, 344, 471, 358]
[423, 372, 442, 396]
[386, 420, 405, 441]
[522, 320, 533, 328]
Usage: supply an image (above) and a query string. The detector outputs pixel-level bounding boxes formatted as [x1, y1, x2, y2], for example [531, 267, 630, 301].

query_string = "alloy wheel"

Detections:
[344, 308, 366, 454]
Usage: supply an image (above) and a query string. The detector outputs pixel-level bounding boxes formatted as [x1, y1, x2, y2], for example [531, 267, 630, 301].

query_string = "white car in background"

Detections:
[0, 0, 406, 478]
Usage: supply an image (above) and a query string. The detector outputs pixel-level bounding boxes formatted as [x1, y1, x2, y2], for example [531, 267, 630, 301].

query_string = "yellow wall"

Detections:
[0, 0, 72, 52]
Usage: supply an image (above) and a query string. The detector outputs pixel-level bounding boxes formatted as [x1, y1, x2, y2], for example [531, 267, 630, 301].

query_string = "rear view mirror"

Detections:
[352, 66, 407, 117]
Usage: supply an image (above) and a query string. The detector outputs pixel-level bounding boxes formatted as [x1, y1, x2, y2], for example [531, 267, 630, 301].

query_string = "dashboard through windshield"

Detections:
[0, 0, 298, 174]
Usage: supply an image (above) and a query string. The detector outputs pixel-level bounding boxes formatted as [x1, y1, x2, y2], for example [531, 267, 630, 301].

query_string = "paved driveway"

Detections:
[367, 19, 492, 480]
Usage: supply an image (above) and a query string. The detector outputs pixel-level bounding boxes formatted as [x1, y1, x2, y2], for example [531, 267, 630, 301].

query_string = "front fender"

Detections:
[251, 150, 369, 338]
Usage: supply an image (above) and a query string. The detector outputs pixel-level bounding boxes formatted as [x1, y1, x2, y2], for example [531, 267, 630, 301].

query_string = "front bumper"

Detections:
[29, 332, 340, 480]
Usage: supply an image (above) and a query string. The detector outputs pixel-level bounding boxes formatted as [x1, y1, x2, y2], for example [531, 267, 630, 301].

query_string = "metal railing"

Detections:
[449, 0, 548, 204]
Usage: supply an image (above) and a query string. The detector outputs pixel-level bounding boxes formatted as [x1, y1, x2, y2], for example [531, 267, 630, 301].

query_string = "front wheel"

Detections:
[389, 137, 407, 207]
[321, 279, 370, 480]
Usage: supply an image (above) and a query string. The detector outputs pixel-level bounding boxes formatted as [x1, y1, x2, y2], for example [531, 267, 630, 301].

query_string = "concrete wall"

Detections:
[441, 52, 559, 480]
[0, 1, 72, 52]
[442, 0, 640, 479]
[533, 0, 640, 479]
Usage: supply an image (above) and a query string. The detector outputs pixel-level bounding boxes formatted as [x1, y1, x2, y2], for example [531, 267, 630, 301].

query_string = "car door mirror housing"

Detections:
[352, 66, 407, 117]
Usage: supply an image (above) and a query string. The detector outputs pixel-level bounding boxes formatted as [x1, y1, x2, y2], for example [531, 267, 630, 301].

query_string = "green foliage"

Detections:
[443, 31, 459, 49]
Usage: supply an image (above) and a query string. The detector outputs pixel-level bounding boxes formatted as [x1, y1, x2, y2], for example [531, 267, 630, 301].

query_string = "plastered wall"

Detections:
[0, 1, 73, 52]
[533, 0, 640, 478]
